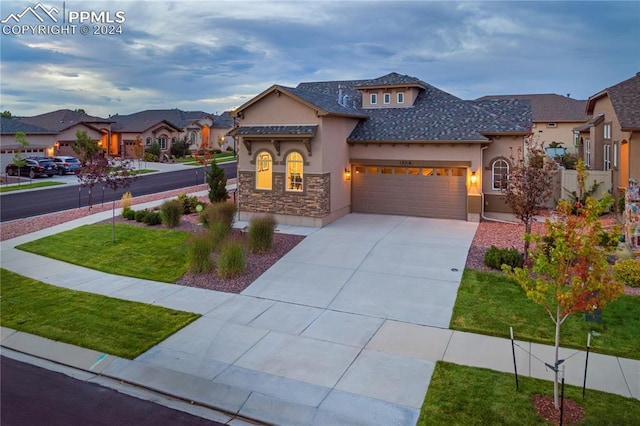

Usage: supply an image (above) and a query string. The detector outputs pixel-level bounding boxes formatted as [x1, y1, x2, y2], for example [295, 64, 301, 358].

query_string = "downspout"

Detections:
[480, 144, 517, 224]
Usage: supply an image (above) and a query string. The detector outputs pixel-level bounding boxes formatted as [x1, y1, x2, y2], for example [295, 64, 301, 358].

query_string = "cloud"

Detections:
[0, 0, 638, 117]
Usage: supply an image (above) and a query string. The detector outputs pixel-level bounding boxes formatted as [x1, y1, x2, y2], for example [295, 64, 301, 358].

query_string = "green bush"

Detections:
[134, 209, 148, 223]
[186, 233, 214, 274]
[145, 142, 161, 158]
[483, 245, 523, 270]
[248, 215, 276, 253]
[199, 202, 236, 230]
[143, 211, 162, 226]
[618, 195, 626, 215]
[123, 208, 136, 220]
[177, 193, 200, 214]
[209, 221, 231, 252]
[217, 239, 246, 278]
[613, 259, 640, 288]
[143, 152, 158, 162]
[226, 146, 234, 152]
[160, 199, 182, 228]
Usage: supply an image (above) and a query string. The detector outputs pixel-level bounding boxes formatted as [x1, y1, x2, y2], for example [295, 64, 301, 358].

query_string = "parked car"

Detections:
[5, 158, 58, 178]
[50, 156, 82, 175]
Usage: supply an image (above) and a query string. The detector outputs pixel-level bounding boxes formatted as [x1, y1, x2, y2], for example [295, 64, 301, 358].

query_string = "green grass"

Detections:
[451, 269, 640, 359]
[0, 269, 199, 359]
[16, 224, 191, 283]
[0, 181, 65, 192]
[419, 361, 640, 425]
[128, 169, 156, 175]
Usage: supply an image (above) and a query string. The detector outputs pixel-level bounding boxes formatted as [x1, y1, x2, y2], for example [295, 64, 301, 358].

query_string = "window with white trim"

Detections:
[573, 131, 580, 146]
[604, 144, 611, 171]
[145, 137, 152, 146]
[383, 93, 391, 104]
[286, 152, 304, 192]
[256, 151, 272, 190]
[604, 123, 611, 139]
[158, 135, 167, 150]
[491, 159, 509, 191]
[613, 142, 618, 168]
[370, 93, 377, 105]
[397, 92, 404, 104]
[585, 139, 591, 167]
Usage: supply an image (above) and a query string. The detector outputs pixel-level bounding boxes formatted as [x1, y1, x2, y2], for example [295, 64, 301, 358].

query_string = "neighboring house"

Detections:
[477, 94, 587, 154]
[232, 72, 532, 227]
[575, 72, 640, 201]
[211, 111, 236, 153]
[109, 109, 216, 158]
[0, 109, 113, 169]
[0, 117, 58, 169]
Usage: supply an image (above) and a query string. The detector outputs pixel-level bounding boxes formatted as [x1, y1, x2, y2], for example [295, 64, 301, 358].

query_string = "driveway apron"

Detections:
[131, 213, 477, 425]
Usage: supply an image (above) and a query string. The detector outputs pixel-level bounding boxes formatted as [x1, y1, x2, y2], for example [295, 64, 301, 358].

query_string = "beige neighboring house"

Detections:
[477, 94, 587, 154]
[575, 72, 640, 201]
[0, 109, 113, 169]
[109, 109, 217, 158]
[232, 72, 533, 227]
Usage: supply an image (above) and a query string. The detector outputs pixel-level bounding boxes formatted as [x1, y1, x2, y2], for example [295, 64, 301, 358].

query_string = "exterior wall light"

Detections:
[470, 170, 477, 185]
[345, 168, 351, 180]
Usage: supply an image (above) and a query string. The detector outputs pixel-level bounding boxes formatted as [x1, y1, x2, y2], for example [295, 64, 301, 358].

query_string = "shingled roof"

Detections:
[298, 74, 531, 142]
[110, 109, 213, 132]
[0, 117, 57, 135]
[19, 109, 112, 132]
[476, 94, 587, 122]
[588, 72, 640, 131]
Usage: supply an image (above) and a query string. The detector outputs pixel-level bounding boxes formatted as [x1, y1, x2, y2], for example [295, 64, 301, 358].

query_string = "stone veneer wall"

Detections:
[238, 171, 331, 218]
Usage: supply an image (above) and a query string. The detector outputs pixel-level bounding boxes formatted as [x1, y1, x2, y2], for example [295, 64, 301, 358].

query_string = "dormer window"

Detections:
[370, 93, 377, 105]
[383, 93, 391, 104]
[397, 92, 404, 104]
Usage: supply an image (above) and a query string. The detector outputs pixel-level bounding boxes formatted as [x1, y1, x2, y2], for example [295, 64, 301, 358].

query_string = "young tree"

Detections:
[1, 111, 13, 118]
[76, 154, 137, 241]
[12, 131, 29, 184]
[72, 130, 101, 163]
[207, 158, 227, 203]
[502, 137, 557, 262]
[504, 196, 623, 410]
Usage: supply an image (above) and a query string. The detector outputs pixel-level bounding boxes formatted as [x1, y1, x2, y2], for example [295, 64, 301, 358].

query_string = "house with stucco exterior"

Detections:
[232, 72, 533, 227]
[478, 94, 587, 154]
[575, 72, 640, 201]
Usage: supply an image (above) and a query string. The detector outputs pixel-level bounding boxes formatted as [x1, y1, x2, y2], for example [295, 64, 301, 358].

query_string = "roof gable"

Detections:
[477, 94, 587, 122]
[354, 72, 426, 90]
[1, 117, 57, 135]
[588, 73, 640, 131]
[110, 109, 211, 132]
[19, 109, 112, 132]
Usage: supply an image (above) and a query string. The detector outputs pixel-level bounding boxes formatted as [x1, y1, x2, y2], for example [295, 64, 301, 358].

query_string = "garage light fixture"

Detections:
[345, 168, 351, 180]
[470, 170, 477, 185]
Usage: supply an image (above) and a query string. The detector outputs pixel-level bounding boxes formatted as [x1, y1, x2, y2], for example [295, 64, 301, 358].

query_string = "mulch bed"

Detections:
[532, 395, 586, 425]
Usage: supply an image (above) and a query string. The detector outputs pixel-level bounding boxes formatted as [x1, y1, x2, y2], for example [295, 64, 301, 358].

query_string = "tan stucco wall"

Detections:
[533, 121, 583, 154]
[360, 87, 420, 108]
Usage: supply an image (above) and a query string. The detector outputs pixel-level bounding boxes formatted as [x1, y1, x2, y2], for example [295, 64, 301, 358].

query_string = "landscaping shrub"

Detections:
[209, 220, 231, 252]
[217, 239, 246, 278]
[145, 142, 161, 158]
[226, 146, 234, 152]
[186, 233, 214, 273]
[123, 208, 136, 220]
[177, 193, 200, 214]
[199, 202, 236, 230]
[143, 152, 158, 162]
[613, 259, 640, 288]
[143, 211, 162, 226]
[618, 195, 626, 215]
[207, 159, 228, 203]
[134, 209, 148, 223]
[248, 215, 276, 253]
[170, 140, 189, 158]
[483, 245, 523, 270]
[121, 191, 133, 218]
[160, 199, 182, 228]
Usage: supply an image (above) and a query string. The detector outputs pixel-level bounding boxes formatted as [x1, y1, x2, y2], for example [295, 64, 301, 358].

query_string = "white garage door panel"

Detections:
[352, 167, 466, 220]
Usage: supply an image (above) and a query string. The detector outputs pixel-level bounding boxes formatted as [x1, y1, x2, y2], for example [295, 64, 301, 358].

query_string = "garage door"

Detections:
[351, 165, 467, 220]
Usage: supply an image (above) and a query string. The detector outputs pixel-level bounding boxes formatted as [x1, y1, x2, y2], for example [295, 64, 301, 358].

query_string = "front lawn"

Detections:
[451, 269, 640, 359]
[419, 361, 640, 425]
[16, 224, 191, 283]
[0, 269, 199, 359]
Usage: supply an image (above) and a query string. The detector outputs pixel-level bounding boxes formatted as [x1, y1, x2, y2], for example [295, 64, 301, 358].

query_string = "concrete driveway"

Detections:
[126, 214, 478, 425]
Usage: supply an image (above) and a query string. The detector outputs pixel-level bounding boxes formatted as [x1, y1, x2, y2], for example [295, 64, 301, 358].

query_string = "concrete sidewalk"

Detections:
[1, 205, 638, 425]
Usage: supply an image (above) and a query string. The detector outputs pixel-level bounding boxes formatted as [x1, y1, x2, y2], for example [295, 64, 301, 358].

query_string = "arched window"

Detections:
[256, 151, 272, 190]
[492, 159, 509, 191]
[286, 152, 304, 191]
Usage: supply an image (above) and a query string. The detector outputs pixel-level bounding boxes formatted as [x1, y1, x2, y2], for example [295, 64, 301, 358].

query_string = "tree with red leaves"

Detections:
[502, 137, 557, 262]
[504, 195, 622, 409]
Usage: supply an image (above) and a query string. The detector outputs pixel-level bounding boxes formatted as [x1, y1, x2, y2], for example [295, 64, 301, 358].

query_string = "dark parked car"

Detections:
[5, 158, 57, 178]
[50, 156, 82, 175]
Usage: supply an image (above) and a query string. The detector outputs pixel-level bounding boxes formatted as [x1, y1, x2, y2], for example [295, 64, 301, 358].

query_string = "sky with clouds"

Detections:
[1, 1, 638, 118]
